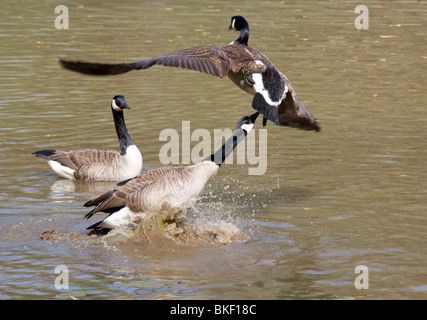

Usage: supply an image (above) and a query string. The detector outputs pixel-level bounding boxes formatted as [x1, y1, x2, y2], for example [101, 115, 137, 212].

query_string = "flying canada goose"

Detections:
[59, 16, 320, 131]
[33, 95, 143, 181]
[83, 111, 259, 234]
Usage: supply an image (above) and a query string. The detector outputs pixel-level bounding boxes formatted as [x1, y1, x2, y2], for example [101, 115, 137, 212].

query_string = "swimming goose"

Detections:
[59, 16, 320, 131]
[33, 95, 143, 181]
[83, 111, 259, 233]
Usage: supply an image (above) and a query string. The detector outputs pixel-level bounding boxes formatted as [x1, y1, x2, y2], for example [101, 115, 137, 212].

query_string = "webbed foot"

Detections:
[244, 70, 255, 87]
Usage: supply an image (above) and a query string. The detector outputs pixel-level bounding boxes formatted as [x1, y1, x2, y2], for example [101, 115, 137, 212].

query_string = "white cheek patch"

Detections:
[241, 123, 254, 133]
[231, 19, 236, 30]
[112, 99, 121, 111]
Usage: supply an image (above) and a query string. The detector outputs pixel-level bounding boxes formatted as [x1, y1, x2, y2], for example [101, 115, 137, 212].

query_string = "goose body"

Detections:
[59, 16, 320, 131]
[33, 96, 143, 181]
[84, 112, 259, 233]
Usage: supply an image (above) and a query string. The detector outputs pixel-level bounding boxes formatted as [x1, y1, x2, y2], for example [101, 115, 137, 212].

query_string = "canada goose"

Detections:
[83, 111, 259, 234]
[33, 95, 143, 181]
[59, 16, 320, 131]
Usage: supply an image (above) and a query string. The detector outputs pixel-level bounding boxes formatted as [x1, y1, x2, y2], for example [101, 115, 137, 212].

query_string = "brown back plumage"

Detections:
[47, 148, 123, 179]
[49, 149, 119, 167]
[84, 162, 218, 219]
[84, 166, 188, 216]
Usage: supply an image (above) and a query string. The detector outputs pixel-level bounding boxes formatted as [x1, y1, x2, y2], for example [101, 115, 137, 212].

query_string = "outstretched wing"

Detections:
[59, 46, 232, 78]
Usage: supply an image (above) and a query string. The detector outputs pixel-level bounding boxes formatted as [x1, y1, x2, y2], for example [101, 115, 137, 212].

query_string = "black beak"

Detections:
[250, 112, 260, 123]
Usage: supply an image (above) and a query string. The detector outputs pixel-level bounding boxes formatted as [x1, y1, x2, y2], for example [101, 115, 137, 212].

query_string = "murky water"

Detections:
[1, 0, 426, 300]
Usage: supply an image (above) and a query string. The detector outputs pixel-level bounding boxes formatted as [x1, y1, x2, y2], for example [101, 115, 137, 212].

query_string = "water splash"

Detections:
[102, 197, 250, 247]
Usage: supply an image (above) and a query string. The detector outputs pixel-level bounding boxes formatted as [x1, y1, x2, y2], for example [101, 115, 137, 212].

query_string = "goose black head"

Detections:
[229, 15, 248, 31]
[236, 111, 259, 133]
[112, 95, 130, 111]
[229, 15, 249, 46]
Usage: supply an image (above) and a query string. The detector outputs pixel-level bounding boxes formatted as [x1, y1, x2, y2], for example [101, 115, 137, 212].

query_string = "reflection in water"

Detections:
[48, 179, 118, 202]
[49, 180, 76, 201]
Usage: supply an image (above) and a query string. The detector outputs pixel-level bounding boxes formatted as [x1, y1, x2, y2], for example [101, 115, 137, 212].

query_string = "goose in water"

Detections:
[33, 95, 143, 181]
[59, 16, 320, 131]
[83, 111, 259, 234]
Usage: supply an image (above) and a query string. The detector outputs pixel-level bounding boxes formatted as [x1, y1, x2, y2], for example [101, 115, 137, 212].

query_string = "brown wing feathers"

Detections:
[83, 167, 177, 218]
[59, 59, 134, 76]
[84, 189, 127, 219]
[48, 149, 120, 170]
[131, 46, 232, 78]
[60, 46, 232, 78]
[83, 166, 192, 220]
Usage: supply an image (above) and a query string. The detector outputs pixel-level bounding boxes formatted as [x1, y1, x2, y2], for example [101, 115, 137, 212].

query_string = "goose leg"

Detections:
[262, 117, 268, 127]
[244, 70, 255, 87]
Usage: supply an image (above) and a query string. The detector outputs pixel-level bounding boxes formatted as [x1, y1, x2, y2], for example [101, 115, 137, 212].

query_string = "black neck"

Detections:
[235, 23, 249, 46]
[112, 108, 133, 154]
[203, 128, 247, 167]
